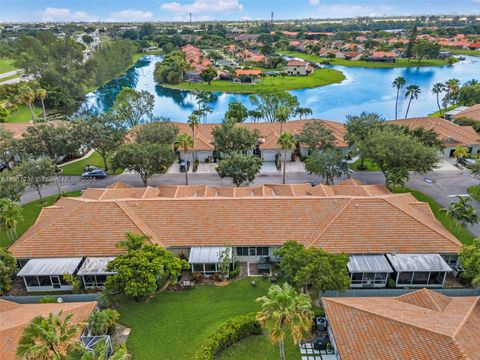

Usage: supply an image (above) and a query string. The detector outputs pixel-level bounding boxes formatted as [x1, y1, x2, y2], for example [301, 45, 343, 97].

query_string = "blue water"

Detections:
[83, 54, 480, 123]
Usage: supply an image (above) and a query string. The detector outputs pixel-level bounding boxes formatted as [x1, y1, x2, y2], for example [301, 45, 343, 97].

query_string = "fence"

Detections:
[1, 293, 99, 304]
[320, 288, 480, 298]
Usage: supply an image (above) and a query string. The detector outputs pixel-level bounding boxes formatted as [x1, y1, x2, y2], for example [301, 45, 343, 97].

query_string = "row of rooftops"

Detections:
[9, 180, 463, 259]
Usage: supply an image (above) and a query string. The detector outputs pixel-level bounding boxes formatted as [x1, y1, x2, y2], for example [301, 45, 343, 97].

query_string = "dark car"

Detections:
[458, 157, 475, 168]
[179, 159, 190, 172]
[81, 169, 107, 179]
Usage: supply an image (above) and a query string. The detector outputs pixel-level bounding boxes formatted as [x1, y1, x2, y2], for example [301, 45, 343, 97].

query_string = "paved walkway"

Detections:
[166, 161, 305, 174]
[0, 69, 20, 79]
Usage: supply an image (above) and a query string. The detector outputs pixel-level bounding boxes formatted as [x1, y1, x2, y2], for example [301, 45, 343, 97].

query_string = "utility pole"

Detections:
[271, 11, 274, 25]
[189, 12, 192, 23]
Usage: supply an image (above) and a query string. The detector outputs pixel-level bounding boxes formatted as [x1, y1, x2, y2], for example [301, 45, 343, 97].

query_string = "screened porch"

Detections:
[348, 255, 394, 288]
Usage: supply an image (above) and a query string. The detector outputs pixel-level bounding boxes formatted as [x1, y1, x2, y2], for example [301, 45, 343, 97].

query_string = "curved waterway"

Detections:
[82, 54, 480, 122]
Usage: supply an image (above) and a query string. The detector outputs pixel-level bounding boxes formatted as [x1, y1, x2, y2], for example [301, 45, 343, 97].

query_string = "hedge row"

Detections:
[194, 312, 262, 360]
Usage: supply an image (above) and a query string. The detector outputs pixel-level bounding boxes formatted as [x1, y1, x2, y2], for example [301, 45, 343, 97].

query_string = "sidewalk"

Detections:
[167, 161, 306, 174]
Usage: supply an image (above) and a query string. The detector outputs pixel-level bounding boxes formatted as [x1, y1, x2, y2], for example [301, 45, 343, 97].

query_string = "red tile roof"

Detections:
[10, 182, 462, 258]
[0, 299, 96, 360]
[235, 69, 262, 77]
[452, 104, 480, 122]
[323, 289, 480, 360]
[286, 60, 309, 67]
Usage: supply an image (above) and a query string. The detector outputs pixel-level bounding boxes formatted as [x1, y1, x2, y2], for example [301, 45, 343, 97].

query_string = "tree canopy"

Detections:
[135, 121, 179, 145]
[212, 120, 259, 155]
[305, 148, 347, 185]
[111, 88, 155, 128]
[460, 239, 480, 288]
[216, 152, 263, 187]
[249, 89, 300, 123]
[298, 121, 336, 151]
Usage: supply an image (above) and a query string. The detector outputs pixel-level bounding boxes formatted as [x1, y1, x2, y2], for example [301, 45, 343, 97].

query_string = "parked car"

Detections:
[81, 169, 107, 179]
[179, 160, 190, 172]
[458, 157, 475, 167]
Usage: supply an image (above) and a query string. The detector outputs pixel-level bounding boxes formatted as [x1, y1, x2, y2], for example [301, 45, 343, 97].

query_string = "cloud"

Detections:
[161, 0, 243, 14]
[107, 9, 155, 22]
[310, 4, 393, 18]
[309, 0, 320, 5]
[40, 7, 95, 22]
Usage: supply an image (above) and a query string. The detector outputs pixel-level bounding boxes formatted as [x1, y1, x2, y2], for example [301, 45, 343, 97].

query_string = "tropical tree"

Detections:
[16, 84, 36, 121]
[452, 146, 468, 163]
[68, 340, 130, 360]
[392, 76, 406, 120]
[212, 120, 259, 155]
[17, 311, 80, 360]
[0, 169, 26, 201]
[256, 283, 313, 360]
[176, 134, 194, 185]
[216, 152, 263, 187]
[36, 88, 48, 119]
[18, 157, 56, 203]
[0, 248, 18, 294]
[294, 107, 313, 120]
[404, 84, 421, 118]
[0, 198, 23, 244]
[277, 132, 296, 184]
[187, 113, 200, 161]
[275, 105, 290, 134]
[441, 196, 479, 227]
[88, 309, 120, 336]
[111, 88, 155, 128]
[134, 121, 179, 145]
[117, 232, 150, 251]
[199, 67, 217, 85]
[460, 239, 480, 287]
[305, 149, 347, 185]
[224, 101, 248, 123]
[297, 121, 335, 152]
[249, 89, 299, 123]
[0, 106, 9, 123]
[443, 78, 460, 113]
[432, 82, 446, 117]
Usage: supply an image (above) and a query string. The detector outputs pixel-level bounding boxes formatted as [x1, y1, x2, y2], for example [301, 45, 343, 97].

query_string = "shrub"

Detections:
[387, 278, 396, 288]
[194, 312, 262, 360]
[38, 296, 57, 303]
[193, 158, 200, 172]
[229, 262, 241, 278]
[88, 309, 120, 335]
[192, 272, 205, 282]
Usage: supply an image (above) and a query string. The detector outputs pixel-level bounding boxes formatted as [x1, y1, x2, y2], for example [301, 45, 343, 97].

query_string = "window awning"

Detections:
[386, 254, 452, 272]
[188, 247, 232, 264]
[18, 258, 83, 277]
[77, 257, 116, 276]
[348, 255, 393, 273]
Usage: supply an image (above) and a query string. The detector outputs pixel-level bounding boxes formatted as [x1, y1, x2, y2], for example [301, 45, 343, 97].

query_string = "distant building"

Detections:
[284, 60, 314, 75]
[366, 51, 398, 63]
[445, 104, 480, 122]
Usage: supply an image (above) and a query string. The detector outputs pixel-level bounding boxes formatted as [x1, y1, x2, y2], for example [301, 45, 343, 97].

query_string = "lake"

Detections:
[83, 54, 480, 123]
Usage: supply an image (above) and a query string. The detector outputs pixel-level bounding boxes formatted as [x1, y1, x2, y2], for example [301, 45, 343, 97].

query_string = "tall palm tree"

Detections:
[275, 106, 289, 134]
[442, 196, 479, 227]
[453, 146, 469, 163]
[277, 131, 296, 184]
[256, 283, 313, 360]
[187, 113, 200, 161]
[0, 198, 23, 243]
[404, 84, 421, 119]
[443, 78, 460, 114]
[17, 311, 80, 360]
[177, 134, 194, 185]
[392, 76, 406, 120]
[200, 104, 213, 123]
[431, 82, 446, 117]
[36, 88, 48, 119]
[16, 85, 36, 122]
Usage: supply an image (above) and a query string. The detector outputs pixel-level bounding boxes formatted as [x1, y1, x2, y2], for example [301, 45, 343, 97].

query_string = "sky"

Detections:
[0, 0, 479, 23]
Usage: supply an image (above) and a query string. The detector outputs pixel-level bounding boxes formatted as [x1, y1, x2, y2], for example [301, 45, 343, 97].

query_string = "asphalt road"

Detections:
[19, 168, 480, 236]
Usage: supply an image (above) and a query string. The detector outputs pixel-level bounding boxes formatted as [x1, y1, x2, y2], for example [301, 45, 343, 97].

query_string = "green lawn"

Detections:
[278, 51, 452, 68]
[349, 158, 381, 171]
[442, 48, 480, 56]
[5, 104, 42, 123]
[162, 67, 345, 93]
[118, 277, 299, 360]
[467, 185, 480, 202]
[59, 151, 123, 175]
[0, 191, 81, 248]
[393, 187, 475, 245]
[217, 335, 300, 360]
[428, 104, 458, 117]
[0, 58, 17, 74]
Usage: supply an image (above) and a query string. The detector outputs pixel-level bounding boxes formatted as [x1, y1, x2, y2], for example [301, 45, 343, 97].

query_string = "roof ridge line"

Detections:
[306, 198, 353, 248]
[325, 297, 456, 339]
[114, 201, 164, 246]
[452, 296, 480, 339]
[382, 195, 462, 248]
[424, 288, 442, 312]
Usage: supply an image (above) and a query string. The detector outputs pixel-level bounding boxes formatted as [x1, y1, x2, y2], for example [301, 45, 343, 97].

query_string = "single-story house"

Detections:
[173, 119, 349, 162]
[445, 104, 480, 122]
[322, 289, 479, 360]
[366, 51, 398, 62]
[468, 42, 480, 50]
[389, 117, 480, 157]
[10, 180, 462, 291]
[0, 299, 96, 360]
[234, 69, 262, 83]
[284, 60, 314, 76]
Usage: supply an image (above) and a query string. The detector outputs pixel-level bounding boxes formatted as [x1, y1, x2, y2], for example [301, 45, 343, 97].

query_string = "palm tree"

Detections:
[392, 76, 406, 120]
[117, 232, 149, 251]
[16, 85, 36, 122]
[36, 88, 48, 119]
[295, 107, 313, 120]
[177, 134, 194, 185]
[88, 309, 120, 336]
[200, 104, 213, 123]
[453, 146, 469, 163]
[275, 106, 289, 134]
[431, 82, 446, 117]
[277, 131, 296, 184]
[443, 78, 460, 114]
[442, 196, 479, 227]
[404, 84, 421, 119]
[256, 283, 313, 360]
[68, 339, 130, 360]
[0, 198, 23, 243]
[187, 113, 200, 161]
[17, 311, 80, 360]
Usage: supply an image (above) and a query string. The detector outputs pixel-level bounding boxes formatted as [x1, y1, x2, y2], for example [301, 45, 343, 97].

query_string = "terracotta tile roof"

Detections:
[0, 121, 65, 140]
[286, 60, 309, 67]
[323, 289, 480, 360]
[389, 117, 480, 146]
[235, 69, 262, 77]
[452, 104, 480, 122]
[0, 299, 96, 360]
[371, 51, 398, 58]
[10, 182, 462, 258]
[173, 119, 348, 151]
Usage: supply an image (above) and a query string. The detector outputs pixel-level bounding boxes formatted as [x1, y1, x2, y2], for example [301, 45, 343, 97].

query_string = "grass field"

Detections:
[0, 58, 17, 74]
[278, 51, 452, 68]
[118, 277, 299, 360]
[59, 151, 123, 175]
[0, 191, 81, 248]
[428, 104, 458, 117]
[162, 67, 345, 93]
[393, 187, 475, 245]
[468, 185, 480, 202]
[5, 104, 42, 123]
[349, 158, 381, 171]
[442, 48, 480, 56]
[217, 335, 299, 360]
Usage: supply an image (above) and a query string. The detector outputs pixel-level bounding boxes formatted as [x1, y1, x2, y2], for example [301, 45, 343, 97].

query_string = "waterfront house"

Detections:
[284, 60, 314, 76]
[366, 51, 398, 62]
